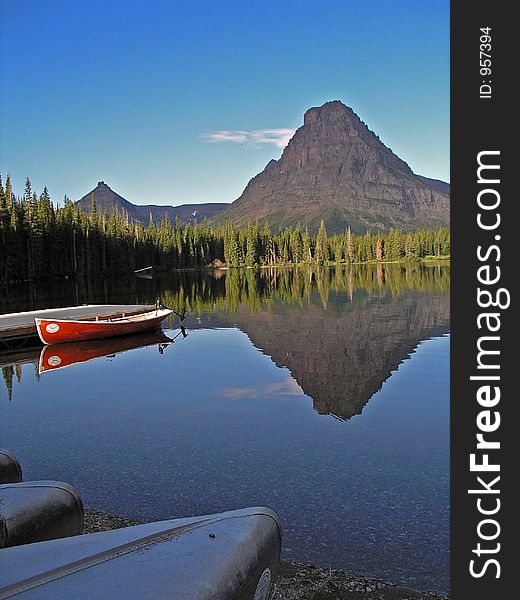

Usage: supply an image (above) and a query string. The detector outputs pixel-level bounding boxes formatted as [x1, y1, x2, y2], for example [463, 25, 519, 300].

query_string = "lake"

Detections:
[0, 264, 450, 593]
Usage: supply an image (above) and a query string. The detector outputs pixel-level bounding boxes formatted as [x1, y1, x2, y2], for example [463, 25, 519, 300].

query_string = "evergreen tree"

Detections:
[245, 222, 259, 267]
[302, 227, 312, 262]
[376, 237, 383, 261]
[346, 227, 353, 263]
[290, 225, 304, 264]
[315, 220, 329, 265]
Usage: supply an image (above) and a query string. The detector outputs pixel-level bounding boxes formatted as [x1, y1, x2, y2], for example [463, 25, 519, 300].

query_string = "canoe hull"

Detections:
[0, 507, 281, 599]
[0, 449, 22, 485]
[35, 309, 172, 345]
[0, 480, 84, 548]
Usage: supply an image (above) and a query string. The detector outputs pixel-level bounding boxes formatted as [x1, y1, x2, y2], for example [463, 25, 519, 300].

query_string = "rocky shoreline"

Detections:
[83, 509, 448, 600]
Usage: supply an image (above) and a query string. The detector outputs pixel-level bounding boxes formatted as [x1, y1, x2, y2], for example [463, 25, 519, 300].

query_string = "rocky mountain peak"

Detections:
[214, 100, 449, 234]
[303, 100, 353, 124]
[282, 100, 413, 178]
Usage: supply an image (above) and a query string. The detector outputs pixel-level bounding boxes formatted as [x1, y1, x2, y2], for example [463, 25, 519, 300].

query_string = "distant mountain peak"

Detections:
[76, 182, 227, 225]
[79, 181, 133, 211]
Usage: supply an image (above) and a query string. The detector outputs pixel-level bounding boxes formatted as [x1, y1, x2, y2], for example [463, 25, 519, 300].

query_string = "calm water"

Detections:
[0, 265, 450, 593]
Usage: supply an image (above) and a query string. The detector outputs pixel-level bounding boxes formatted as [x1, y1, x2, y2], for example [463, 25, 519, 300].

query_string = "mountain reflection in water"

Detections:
[1, 264, 449, 419]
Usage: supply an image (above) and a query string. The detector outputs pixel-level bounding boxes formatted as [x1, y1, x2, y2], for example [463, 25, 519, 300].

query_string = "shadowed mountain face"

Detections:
[214, 101, 450, 234]
[229, 289, 450, 420]
[77, 181, 227, 225]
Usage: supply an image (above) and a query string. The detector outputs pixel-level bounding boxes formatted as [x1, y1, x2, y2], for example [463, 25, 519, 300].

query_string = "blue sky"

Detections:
[0, 0, 449, 206]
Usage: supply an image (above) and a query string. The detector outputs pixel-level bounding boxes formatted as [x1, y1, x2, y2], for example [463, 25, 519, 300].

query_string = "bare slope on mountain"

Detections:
[214, 101, 450, 234]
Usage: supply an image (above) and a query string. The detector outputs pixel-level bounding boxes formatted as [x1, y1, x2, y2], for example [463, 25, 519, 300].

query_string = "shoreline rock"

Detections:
[83, 509, 448, 600]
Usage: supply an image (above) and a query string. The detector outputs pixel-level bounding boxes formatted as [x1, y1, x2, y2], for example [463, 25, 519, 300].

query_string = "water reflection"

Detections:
[38, 329, 178, 374]
[0, 265, 450, 591]
[0, 329, 185, 398]
[0, 263, 449, 314]
[1, 264, 449, 418]
[224, 289, 449, 420]
[160, 264, 449, 421]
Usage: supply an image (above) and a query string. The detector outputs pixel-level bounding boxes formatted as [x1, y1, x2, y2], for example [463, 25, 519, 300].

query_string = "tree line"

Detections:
[0, 176, 450, 282]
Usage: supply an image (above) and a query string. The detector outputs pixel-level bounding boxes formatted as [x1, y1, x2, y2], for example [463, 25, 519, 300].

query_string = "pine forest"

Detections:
[0, 176, 450, 283]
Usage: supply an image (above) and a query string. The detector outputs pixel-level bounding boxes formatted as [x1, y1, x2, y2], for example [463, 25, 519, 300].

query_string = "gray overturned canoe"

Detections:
[0, 507, 281, 600]
[0, 481, 83, 548]
[0, 449, 22, 484]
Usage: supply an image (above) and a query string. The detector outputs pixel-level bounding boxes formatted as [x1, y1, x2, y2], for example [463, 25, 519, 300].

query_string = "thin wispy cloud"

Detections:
[264, 379, 304, 396]
[219, 377, 304, 400]
[220, 386, 258, 399]
[202, 128, 296, 149]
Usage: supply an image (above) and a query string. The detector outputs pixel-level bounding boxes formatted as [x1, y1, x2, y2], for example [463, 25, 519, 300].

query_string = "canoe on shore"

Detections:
[0, 507, 281, 599]
[35, 308, 173, 345]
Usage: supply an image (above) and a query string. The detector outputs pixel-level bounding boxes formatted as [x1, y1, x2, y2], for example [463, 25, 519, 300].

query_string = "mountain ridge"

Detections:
[76, 181, 227, 225]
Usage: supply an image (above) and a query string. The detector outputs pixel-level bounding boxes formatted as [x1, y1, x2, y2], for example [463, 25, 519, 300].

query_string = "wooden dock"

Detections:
[0, 305, 155, 343]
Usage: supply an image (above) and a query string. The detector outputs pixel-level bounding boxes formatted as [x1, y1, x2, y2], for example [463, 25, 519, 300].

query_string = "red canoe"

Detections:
[35, 308, 173, 345]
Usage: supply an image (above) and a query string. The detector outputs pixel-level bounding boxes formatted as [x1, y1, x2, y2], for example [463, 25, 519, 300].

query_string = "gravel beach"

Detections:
[83, 509, 449, 600]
